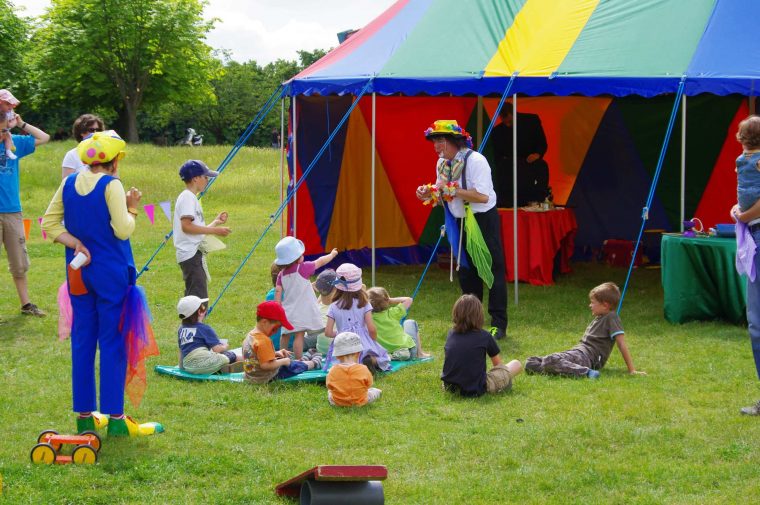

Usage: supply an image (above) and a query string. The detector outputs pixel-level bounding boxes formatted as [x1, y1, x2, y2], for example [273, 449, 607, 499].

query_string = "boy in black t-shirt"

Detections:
[441, 295, 523, 397]
[525, 282, 646, 378]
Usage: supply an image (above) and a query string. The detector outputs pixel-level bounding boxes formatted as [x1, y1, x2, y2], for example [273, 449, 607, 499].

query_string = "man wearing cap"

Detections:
[417, 120, 508, 340]
[242, 301, 322, 384]
[42, 130, 162, 436]
[0, 100, 50, 317]
[173, 160, 231, 302]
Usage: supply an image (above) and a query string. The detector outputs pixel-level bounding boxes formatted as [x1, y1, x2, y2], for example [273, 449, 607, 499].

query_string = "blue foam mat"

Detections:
[154, 357, 433, 384]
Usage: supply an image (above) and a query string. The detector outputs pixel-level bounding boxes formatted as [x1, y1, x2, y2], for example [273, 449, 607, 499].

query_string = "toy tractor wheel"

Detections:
[36, 430, 61, 451]
[30, 443, 56, 465]
[79, 431, 102, 452]
[71, 445, 98, 465]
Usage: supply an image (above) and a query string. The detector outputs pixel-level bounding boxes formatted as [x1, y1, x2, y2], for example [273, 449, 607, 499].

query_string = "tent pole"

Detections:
[371, 92, 377, 286]
[476, 96, 483, 149]
[512, 95, 518, 305]
[680, 95, 686, 232]
[293, 95, 298, 237]
[280, 98, 285, 238]
[619, 78, 686, 313]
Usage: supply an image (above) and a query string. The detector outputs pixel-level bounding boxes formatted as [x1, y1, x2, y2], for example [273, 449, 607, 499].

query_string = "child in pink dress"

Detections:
[274, 236, 337, 359]
[323, 263, 391, 372]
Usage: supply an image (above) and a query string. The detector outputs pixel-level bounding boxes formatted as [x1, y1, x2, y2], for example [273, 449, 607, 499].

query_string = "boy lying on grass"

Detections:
[525, 282, 646, 379]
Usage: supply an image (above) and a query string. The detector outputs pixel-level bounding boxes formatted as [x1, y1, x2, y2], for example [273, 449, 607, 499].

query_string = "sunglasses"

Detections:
[85, 127, 103, 133]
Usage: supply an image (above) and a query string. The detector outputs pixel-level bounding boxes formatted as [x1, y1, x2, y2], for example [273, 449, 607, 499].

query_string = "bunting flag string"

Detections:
[26, 199, 174, 243]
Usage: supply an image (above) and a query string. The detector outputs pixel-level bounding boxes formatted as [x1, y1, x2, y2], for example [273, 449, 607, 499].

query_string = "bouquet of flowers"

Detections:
[421, 181, 459, 207]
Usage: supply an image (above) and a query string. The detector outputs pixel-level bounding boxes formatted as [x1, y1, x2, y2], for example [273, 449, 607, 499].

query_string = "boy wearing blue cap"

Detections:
[173, 160, 231, 301]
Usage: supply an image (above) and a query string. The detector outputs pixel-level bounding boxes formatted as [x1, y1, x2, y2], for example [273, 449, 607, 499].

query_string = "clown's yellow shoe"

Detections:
[107, 416, 164, 437]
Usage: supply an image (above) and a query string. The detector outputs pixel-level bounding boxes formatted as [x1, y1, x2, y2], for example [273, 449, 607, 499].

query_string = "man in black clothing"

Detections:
[491, 107, 549, 207]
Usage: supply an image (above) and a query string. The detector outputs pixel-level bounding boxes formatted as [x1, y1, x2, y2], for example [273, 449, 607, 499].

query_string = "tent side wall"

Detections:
[287, 94, 744, 262]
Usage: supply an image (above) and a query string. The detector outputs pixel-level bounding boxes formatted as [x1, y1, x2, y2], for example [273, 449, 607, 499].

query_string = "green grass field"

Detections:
[1, 142, 759, 504]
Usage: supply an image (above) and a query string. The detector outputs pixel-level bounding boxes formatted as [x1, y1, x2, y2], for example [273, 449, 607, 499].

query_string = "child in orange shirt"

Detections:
[242, 301, 321, 384]
[326, 332, 382, 407]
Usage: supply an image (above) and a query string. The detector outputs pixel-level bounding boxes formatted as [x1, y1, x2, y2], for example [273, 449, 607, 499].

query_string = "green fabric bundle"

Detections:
[464, 205, 493, 288]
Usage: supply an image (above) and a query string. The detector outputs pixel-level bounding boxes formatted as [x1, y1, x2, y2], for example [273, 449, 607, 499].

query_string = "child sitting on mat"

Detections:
[274, 236, 338, 359]
[326, 331, 382, 407]
[524, 282, 645, 379]
[311, 268, 337, 356]
[367, 287, 430, 360]
[177, 295, 239, 375]
[242, 301, 322, 384]
[442, 294, 522, 397]
[323, 263, 391, 373]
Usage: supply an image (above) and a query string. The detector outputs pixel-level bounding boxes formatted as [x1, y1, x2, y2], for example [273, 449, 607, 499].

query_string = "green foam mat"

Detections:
[154, 357, 433, 384]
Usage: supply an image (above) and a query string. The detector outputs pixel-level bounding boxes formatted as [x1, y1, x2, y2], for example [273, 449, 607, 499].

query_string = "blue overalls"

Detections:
[63, 174, 136, 415]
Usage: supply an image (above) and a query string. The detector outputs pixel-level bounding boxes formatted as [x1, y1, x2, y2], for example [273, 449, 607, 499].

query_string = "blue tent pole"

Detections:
[618, 76, 687, 313]
[207, 79, 375, 317]
[479, 72, 519, 153]
[411, 226, 446, 300]
[136, 85, 285, 280]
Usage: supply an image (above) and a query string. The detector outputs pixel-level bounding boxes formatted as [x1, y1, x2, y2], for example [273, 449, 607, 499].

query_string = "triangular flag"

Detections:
[22, 218, 31, 240]
[38, 217, 47, 240]
[159, 201, 172, 223]
[143, 203, 155, 225]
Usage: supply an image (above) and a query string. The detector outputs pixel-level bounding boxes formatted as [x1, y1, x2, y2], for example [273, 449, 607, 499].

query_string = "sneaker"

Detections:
[587, 369, 601, 379]
[489, 327, 506, 340]
[107, 416, 164, 437]
[21, 303, 46, 317]
[740, 400, 760, 416]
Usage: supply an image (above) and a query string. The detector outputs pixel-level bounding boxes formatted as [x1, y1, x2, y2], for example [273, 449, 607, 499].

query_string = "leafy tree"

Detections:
[297, 48, 328, 69]
[0, 0, 30, 89]
[29, 0, 217, 142]
[191, 49, 328, 146]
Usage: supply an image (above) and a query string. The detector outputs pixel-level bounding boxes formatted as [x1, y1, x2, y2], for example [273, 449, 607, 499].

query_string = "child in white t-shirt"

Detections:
[173, 160, 231, 302]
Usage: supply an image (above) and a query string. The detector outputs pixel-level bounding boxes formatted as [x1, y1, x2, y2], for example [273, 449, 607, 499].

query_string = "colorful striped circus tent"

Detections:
[284, 0, 759, 261]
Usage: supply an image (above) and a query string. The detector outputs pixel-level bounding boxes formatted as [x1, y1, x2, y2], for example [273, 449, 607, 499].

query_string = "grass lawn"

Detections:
[1, 141, 759, 504]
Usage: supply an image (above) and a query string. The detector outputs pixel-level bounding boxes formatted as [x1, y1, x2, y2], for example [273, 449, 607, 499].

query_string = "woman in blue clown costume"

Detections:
[416, 120, 508, 341]
[42, 131, 162, 437]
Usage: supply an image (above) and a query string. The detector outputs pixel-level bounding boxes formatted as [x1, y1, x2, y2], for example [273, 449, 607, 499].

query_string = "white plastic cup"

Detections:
[69, 251, 88, 270]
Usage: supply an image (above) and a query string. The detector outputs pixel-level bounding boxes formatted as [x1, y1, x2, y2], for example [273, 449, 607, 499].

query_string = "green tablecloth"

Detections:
[661, 234, 747, 324]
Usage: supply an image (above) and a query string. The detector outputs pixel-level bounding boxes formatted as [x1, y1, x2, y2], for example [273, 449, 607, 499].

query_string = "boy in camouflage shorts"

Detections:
[525, 282, 646, 379]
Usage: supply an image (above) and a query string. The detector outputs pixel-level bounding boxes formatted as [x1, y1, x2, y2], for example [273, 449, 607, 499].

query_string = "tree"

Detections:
[0, 0, 29, 88]
[192, 50, 327, 146]
[29, 0, 217, 142]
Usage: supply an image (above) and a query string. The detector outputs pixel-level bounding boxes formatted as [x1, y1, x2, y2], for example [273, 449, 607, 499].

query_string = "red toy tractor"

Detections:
[30, 430, 101, 465]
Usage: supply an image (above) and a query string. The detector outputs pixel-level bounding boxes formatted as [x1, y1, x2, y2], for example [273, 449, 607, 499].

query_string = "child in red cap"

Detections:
[242, 301, 322, 384]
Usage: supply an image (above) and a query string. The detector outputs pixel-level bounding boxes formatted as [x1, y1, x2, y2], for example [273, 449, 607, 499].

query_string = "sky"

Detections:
[17, 0, 398, 64]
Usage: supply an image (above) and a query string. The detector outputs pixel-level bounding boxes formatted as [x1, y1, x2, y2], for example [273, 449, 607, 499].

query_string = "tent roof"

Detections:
[287, 0, 760, 97]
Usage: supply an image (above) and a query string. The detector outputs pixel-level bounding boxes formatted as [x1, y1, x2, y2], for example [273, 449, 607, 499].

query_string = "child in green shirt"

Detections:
[367, 287, 430, 360]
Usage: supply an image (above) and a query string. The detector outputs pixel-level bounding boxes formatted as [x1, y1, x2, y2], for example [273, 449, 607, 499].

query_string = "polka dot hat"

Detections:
[77, 130, 126, 166]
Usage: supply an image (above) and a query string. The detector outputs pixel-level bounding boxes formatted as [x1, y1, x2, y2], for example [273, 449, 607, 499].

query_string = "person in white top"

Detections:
[173, 160, 231, 304]
[62, 114, 104, 178]
[416, 120, 508, 341]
